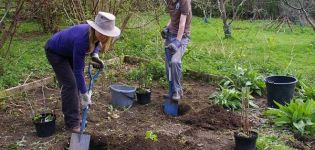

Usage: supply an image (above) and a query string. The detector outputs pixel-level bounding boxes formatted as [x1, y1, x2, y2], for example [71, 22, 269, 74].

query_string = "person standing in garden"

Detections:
[161, 0, 192, 100]
[44, 12, 120, 133]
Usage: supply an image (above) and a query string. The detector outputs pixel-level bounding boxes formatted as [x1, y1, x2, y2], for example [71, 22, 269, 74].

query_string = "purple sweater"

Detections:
[46, 24, 100, 94]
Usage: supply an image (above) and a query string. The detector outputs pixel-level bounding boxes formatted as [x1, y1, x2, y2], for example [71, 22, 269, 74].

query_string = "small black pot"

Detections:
[33, 113, 56, 137]
[136, 89, 151, 105]
[234, 131, 258, 150]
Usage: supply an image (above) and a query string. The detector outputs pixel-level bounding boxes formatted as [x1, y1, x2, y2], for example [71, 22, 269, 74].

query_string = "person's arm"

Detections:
[177, 0, 190, 41]
[176, 14, 187, 41]
[90, 42, 100, 58]
[73, 44, 87, 94]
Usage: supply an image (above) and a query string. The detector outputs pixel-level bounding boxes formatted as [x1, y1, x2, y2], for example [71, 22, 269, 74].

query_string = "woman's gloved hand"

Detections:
[80, 91, 92, 106]
[91, 53, 105, 69]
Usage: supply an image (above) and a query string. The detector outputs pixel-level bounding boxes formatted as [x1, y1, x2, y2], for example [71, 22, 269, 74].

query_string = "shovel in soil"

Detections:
[163, 48, 179, 116]
[69, 64, 101, 150]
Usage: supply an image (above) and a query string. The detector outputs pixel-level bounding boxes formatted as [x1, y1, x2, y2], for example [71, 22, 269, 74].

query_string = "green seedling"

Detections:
[145, 131, 158, 142]
[33, 114, 54, 123]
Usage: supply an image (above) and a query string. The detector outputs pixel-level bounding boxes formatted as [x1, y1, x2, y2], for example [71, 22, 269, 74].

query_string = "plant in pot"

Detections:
[32, 112, 56, 137]
[234, 87, 258, 150]
[128, 63, 153, 105]
[27, 93, 56, 137]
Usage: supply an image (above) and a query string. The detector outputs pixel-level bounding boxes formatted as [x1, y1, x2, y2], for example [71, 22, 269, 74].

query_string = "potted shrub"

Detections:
[128, 63, 153, 105]
[32, 113, 56, 137]
[234, 87, 258, 150]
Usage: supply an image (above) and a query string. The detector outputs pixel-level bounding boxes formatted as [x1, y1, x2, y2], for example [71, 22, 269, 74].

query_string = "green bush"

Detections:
[146, 60, 165, 81]
[264, 99, 315, 136]
[209, 87, 242, 110]
[127, 63, 152, 92]
[220, 66, 265, 96]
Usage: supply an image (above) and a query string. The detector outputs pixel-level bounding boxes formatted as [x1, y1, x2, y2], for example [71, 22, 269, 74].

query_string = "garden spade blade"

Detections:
[163, 95, 179, 116]
[69, 133, 90, 150]
[69, 106, 90, 150]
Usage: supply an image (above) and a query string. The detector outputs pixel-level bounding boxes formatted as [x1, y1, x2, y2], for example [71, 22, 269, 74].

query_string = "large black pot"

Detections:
[33, 113, 56, 137]
[234, 131, 258, 150]
[136, 89, 151, 105]
[265, 76, 297, 108]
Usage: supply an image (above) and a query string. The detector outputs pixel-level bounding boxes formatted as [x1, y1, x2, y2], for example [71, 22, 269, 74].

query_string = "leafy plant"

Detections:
[209, 87, 242, 110]
[264, 99, 315, 136]
[33, 114, 54, 123]
[128, 63, 153, 93]
[145, 131, 158, 142]
[44, 114, 54, 122]
[296, 80, 315, 99]
[221, 66, 265, 96]
[146, 60, 165, 81]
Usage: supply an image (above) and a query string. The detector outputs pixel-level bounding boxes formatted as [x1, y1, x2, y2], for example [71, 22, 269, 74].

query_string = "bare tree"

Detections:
[0, 0, 25, 54]
[62, 0, 86, 24]
[282, 0, 315, 31]
[217, 0, 246, 38]
[193, 0, 214, 23]
[0, 0, 12, 32]
[90, 0, 165, 48]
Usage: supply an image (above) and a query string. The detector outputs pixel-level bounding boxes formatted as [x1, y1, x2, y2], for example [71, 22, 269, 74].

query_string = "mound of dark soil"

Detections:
[179, 105, 241, 130]
[90, 134, 194, 150]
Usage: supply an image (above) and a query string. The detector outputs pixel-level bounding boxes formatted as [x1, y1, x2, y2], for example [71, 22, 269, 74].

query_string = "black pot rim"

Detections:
[264, 75, 298, 85]
[136, 88, 151, 94]
[234, 131, 258, 139]
[33, 113, 56, 124]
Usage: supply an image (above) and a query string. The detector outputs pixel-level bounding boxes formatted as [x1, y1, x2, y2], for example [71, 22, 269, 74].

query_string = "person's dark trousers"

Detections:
[45, 48, 80, 129]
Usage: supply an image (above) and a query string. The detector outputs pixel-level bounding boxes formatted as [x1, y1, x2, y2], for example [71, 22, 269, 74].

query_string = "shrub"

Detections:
[264, 99, 315, 136]
[209, 87, 242, 110]
[220, 66, 265, 96]
[127, 63, 152, 92]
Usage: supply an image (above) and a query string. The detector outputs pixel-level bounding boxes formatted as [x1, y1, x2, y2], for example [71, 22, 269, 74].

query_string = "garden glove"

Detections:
[161, 27, 169, 39]
[80, 91, 92, 107]
[167, 39, 181, 54]
[91, 53, 105, 69]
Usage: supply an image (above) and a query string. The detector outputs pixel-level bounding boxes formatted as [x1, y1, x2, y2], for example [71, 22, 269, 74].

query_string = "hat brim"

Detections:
[87, 20, 121, 37]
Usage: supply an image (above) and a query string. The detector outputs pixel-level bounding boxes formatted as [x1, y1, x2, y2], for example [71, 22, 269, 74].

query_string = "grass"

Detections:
[0, 15, 314, 90]
[0, 21, 51, 89]
[257, 135, 296, 150]
[256, 125, 302, 150]
[112, 16, 315, 82]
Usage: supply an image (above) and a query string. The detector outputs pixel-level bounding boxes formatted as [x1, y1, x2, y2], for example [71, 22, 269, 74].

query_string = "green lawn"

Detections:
[114, 16, 315, 81]
[0, 16, 314, 89]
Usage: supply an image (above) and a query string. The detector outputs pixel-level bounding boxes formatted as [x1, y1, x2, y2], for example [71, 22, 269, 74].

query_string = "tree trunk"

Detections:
[232, 0, 237, 20]
[301, 9, 315, 31]
[223, 22, 232, 38]
[218, 0, 231, 38]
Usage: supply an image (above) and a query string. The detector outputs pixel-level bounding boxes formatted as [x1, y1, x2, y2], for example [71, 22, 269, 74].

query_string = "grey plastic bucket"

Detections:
[110, 84, 136, 108]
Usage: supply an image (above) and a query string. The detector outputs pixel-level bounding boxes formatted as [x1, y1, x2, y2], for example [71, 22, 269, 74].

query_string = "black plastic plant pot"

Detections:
[32, 113, 56, 137]
[265, 76, 297, 108]
[136, 89, 151, 105]
[234, 131, 258, 150]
